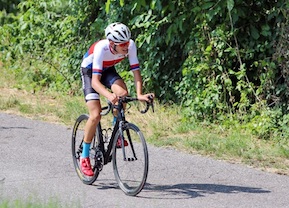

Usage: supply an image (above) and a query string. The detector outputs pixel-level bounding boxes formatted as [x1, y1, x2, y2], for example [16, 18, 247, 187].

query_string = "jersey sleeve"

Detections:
[128, 40, 140, 71]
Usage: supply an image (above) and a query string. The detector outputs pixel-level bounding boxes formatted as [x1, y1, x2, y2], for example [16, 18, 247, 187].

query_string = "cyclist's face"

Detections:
[114, 41, 129, 55]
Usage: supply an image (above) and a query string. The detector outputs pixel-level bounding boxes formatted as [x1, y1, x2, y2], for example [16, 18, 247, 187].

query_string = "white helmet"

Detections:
[105, 22, 131, 43]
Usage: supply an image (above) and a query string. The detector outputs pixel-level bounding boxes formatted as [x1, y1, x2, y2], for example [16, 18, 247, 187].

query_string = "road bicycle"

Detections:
[71, 96, 154, 196]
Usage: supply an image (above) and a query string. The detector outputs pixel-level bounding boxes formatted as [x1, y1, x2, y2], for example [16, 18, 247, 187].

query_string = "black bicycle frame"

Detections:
[97, 120, 119, 165]
[95, 96, 153, 165]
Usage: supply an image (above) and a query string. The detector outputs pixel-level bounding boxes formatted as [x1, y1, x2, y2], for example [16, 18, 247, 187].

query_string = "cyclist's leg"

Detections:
[84, 100, 101, 144]
[81, 67, 102, 144]
[111, 78, 128, 97]
[101, 66, 128, 97]
[101, 66, 128, 117]
[111, 79, 128, 125]
[111, 80, 129, 147]
[80, 100, 101, 177]
[101, 67, 128, 147]
[80, 67, 102, 176]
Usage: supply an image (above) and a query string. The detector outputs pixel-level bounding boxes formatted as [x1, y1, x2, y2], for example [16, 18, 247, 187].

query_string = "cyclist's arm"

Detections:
[132, 70, 154, 102]
[128, 41, 154, 101]
[128, 41, 144, 99]
[132, 69, 143, 97]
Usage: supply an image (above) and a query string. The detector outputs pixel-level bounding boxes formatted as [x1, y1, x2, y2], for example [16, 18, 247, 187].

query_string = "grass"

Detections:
[0, 198, 79, 208]
[0, 200, 57, 208]
[0, 64, 288, 176]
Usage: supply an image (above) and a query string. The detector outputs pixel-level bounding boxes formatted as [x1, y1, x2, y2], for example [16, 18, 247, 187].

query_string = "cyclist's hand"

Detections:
[108, 93, 118, 104]
[138, 93, 155, 102]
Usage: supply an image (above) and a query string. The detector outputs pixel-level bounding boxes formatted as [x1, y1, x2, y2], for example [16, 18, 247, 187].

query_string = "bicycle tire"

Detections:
[112, 123, 149, 196]
[71, 114, 102, 185]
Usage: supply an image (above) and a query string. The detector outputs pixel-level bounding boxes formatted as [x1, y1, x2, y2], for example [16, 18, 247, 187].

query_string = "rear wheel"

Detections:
[72, 114, 103, 185]
[112, 123, 149, 196]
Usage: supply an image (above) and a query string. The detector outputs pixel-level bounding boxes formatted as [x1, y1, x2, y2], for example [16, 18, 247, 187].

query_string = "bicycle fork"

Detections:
[119, 121, 138, 161]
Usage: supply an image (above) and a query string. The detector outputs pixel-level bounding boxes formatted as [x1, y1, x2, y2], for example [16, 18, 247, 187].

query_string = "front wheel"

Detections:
[112, 123, 149, 196]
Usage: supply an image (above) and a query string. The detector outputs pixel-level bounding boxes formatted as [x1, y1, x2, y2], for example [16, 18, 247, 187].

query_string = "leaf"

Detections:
[20, 22, 28, 30]
[105, 0, 111, 14]
[227, 0, 234, 12]
[120, 0, 124, 7]
[261, 24, 271, 37]
[146, 35, 151, 44]
[201, 2, 215, 10]
[150, 0, 156, 9]
[250, 25, 260, 40]
[205, 45, 212, 52]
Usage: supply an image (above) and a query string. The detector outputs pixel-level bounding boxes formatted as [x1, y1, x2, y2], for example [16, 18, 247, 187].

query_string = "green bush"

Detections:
[1, 0, 289, 141]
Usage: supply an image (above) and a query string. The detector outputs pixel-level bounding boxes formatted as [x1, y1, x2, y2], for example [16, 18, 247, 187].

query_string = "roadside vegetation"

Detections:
[0, 200, 55, 208]
[1, 0, 289, 179]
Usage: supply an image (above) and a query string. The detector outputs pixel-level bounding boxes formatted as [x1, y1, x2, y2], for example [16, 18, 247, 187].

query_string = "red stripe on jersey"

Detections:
[130, 64, 140, 70]
[103, 58, 125, 68]
[93, 69, 102, 74]
[88, 41, 100, 55]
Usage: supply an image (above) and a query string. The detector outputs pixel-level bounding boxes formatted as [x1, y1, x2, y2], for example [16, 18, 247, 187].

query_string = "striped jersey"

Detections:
[81, 39, 140, 75]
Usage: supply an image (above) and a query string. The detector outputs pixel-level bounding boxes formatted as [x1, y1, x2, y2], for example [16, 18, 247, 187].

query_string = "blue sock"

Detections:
[82, 142, 90, 158]
[112, 116, 117, 126]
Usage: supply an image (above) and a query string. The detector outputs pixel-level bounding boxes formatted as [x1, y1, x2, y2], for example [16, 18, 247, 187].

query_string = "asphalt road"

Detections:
[1, 112, 289, 208]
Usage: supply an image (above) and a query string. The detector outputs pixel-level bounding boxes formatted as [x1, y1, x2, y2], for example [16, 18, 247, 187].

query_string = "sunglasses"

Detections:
[114, 41, 130, 47]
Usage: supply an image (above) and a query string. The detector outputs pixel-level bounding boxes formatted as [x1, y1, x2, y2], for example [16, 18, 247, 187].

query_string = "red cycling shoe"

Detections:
[80, 157, 94, 176]
[116, 137, 128, 148]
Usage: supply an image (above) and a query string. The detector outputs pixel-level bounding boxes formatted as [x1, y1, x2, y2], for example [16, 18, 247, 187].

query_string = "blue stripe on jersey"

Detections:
[83, 51, 89, 58]
[130, 64, 140, 70]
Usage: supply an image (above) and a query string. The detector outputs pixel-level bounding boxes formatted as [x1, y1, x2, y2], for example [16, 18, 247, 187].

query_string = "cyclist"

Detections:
[80, 22, 154, 176]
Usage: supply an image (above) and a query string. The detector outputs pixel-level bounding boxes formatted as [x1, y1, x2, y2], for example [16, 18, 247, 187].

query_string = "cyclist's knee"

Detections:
[111, 79, 128, 97]
[86, 100, 101, 123]
[118, 90, 128, 97]
[89, 113, 101, 124]
[112, 88, 128, 97]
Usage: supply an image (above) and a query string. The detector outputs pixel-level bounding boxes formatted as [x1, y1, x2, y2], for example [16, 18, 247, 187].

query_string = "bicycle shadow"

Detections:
[91, 180, 270, 199]
[139, 182, 271, 199]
